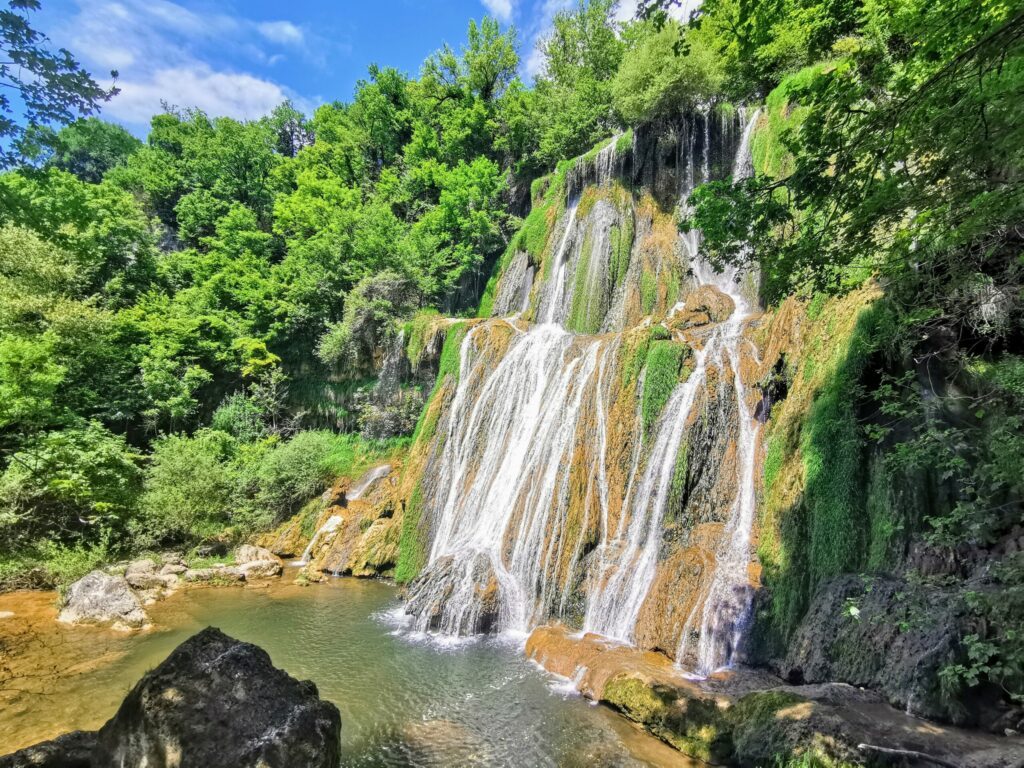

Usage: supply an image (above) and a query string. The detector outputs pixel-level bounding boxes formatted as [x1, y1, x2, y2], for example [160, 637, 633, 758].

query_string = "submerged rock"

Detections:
[57, 571, 148, 630]
[1, 628, 341, 768]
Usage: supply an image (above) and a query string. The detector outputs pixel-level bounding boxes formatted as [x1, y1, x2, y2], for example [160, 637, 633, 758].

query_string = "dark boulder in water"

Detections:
[0, 627, 341, 768]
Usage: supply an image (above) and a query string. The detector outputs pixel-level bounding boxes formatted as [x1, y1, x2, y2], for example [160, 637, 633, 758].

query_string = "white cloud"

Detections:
[481, 0, 514, 22]
[52, 0, 317, 129]
[107, 65, 298, 124]
[257, 21, 304, 46]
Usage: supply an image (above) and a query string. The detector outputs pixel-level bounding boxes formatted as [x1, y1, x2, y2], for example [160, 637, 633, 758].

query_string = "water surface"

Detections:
[0, 579, 694, 767]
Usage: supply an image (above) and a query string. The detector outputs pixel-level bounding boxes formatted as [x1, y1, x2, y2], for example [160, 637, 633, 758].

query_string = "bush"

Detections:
[612, 22, 725, 124]
[242, 430, 339, 527]
[138, 429, 238, 546]
[0, 421, 142, 548]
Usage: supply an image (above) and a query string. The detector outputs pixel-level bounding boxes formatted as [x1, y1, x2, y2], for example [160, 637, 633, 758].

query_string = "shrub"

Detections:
[138, 429, 238, 546]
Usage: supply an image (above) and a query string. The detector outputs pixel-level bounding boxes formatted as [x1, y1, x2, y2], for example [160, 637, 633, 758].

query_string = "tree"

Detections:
[0, 0, 118, 167]
[43, 117, 141, 183]
[532, 0, 624, 164]
[612, 20, 726, 123]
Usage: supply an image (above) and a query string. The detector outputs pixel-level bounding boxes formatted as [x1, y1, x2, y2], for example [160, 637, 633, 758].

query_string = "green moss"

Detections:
[603, 675, 731, 763]
[298, 496, 327, 539]
[610, 215, 634, 288]
[394, 482, 425, 583]
[640, 269, 658, 314]
[615, 128, 633, 155]
[641, 340, 687, 436]
[404, 309, 441, 364]
[410, 321, 467, 445]
[751, 63, 831, 180]
[567, 225, 604, 334]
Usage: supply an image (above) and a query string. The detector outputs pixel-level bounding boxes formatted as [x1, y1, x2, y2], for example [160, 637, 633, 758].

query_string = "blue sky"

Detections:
[36, 0, 666, 135]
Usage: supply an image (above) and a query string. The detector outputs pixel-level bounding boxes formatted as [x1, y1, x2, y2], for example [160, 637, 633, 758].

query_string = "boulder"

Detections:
[237, 559, 283, 580]
[91, 627, 340, 767]
[0, 730, 96, 768]
[235, 544, 281, 565]
[124, 559, 166, 591]
[159, 562, 187, 576]
[57, 571, 148, 630]
[0, 629, 342, 768]
[183, 566, 245, 583]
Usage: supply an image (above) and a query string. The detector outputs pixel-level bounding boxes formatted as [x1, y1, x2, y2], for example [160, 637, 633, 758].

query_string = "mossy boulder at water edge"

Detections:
[0, 627, 342, 768]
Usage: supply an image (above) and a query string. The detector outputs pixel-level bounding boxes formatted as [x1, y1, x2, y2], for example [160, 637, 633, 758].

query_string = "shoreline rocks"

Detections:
[526, 623, 1024, 767]
[0, 627, 341, 768]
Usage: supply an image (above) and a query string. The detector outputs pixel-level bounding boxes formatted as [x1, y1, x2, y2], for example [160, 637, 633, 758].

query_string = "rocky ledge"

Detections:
[58, 545, 283, 630]
[0, 627, 341, 768]
[526, 624, 1024, 767]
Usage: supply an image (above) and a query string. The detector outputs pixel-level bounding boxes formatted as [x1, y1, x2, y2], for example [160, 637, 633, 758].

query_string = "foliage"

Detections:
[0, 0, 117, 167]
[42, 117, 141, 183]
[612, 20, 725, 123]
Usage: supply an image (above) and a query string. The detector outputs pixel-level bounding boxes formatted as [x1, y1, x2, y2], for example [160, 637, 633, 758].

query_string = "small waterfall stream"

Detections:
[405, 109, 765, 673]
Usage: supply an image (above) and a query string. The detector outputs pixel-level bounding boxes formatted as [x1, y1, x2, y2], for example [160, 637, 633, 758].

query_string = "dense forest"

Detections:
[0, 0, 1021, 720]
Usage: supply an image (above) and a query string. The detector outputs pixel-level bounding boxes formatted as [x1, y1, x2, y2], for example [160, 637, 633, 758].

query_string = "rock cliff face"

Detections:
[0, 628, 341, 768]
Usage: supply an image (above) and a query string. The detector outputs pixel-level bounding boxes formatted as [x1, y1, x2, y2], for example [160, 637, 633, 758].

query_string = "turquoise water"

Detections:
[0, 579, 693, 767]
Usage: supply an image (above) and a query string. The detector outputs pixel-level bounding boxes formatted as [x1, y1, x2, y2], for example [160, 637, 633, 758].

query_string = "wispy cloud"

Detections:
[54, 0, 317, 129]
[481, 0, 515, 23]
[257, 20, 304, 46]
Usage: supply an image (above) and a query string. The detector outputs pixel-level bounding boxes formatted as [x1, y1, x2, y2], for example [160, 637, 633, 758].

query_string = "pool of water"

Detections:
[0, 580, 694, 767]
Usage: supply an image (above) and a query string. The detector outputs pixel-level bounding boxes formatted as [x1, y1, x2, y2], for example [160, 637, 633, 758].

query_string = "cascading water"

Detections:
[405, 109, 765, 670]
[294, 464, 393, 567]
[677, 108, 763, 674]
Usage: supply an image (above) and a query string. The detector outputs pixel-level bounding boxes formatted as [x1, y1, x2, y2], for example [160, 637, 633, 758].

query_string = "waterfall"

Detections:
[405, 109, 764, 666]
[677, 108, 763, 674]
[406, 323, 616, 634]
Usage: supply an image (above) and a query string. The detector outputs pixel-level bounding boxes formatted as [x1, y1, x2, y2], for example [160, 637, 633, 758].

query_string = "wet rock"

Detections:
[405, 553, 500, 634]
[235, 544, 280, 565]
[84, 627, 338, 768]
[0, 730, 96, 768]
[237, 559, 283, 580]
[57, 571, 148, 630]
[527, 624, 1024, 767]
[782, 574, 965, 722]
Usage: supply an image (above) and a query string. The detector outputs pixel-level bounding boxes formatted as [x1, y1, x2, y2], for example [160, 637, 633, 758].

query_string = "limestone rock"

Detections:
[90, 627, 341, 768]
[183, 566, 244, 583]
[235, 544, 281, 565]
[237, 559, 283, 580]
[159, 562, 186, 576]
[124, 559, 165, 590]
[57, 571, 148, 630]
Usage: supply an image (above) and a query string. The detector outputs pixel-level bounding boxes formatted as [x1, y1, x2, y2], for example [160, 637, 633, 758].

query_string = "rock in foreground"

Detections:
[57, 570, 148, 630]
[0, 627, 341, 768]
